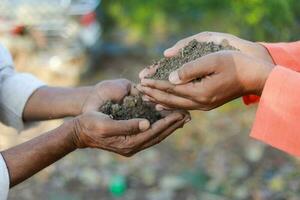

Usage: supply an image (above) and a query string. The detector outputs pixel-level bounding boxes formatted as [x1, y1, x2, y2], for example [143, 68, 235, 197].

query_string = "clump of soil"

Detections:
[99, 95, 162, 124]
[148, 39, 238, 80]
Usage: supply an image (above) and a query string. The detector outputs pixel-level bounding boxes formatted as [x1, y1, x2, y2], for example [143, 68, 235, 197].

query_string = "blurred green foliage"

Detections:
[102, 0, 300, 46]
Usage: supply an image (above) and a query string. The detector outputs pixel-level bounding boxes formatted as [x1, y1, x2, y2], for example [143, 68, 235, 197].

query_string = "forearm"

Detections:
[23, 86, 92, 121]
[1, 120, 76, 187]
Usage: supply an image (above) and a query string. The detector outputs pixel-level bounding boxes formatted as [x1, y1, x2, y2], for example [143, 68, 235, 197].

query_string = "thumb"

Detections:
[164, 46, 179, 58]
[169, 53, 218, 84]
[105, 118, 150, 136]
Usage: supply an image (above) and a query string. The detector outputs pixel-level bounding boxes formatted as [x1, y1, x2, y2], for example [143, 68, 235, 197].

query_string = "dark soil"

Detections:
[99, 95, 162, 124]
[148, 39, 238, 80]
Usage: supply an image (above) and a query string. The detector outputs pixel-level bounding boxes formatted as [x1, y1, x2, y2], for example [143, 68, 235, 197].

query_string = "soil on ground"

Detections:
[148, 39, 237, 80]
[99, 95, 162, 124]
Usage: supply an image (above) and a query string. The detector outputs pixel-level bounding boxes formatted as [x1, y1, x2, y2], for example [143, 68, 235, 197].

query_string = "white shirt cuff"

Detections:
[0, 154, 9, 200]
[0, 71, 45, 131]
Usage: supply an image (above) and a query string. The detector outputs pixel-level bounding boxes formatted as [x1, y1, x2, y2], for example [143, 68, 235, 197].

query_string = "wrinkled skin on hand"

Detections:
[72, 79, 190, 156]
[72, 111, 188, 156]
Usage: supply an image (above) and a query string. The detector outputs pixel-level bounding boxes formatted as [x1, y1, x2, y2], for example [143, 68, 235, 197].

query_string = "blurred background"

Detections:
[0, 0, 300, 199]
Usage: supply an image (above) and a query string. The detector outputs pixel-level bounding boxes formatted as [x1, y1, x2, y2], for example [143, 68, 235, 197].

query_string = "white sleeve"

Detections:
[0, 154, 9, 200]
[0, 44, 46, 131]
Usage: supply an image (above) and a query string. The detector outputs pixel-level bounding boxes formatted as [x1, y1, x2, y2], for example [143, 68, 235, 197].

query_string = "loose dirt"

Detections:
[99, 95, 162, 124]
[148, 39, 237, 80]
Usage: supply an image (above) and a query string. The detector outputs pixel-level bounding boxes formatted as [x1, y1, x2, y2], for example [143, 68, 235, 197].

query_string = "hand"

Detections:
[82, 79, 136, 113]
[139, 31, 274, 80]
[138, 51, 274, 111]
[22, 79, 136, 121]
[71, 111, 189, 157]
[164, 31, 274, 62]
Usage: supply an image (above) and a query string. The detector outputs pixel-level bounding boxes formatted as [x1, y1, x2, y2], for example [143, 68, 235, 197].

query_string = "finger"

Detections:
[137, 85, 176, 102]
[140, 79, 195, 97]
[140, 115, 188, 150]
[131, 112, 184, 144]
[155, 104, 172, 111]
[141, 94, 156, 102]
[138, 86, 200, 110]
[102, 118, 150, 136]
[114, 79, 132, 102]
[139, 79, 204, 99]
[97, 79, 132, 104]
[169, 53, 219, 84]
[160, 109, 191, 123]
[141, 79, 175, 92]
[139, 65, 159, 79]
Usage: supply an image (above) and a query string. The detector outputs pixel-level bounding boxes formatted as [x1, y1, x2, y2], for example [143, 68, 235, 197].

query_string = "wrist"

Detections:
[255, 42, 275, 64]
[61, 119, 81, 150]
[68, 116, 87, 149]
[254, 62, 275, 96]
[66, 86, 93, 116]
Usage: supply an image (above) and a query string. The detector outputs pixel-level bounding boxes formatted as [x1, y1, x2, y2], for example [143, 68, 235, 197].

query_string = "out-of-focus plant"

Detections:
[101, 0, 300, 47]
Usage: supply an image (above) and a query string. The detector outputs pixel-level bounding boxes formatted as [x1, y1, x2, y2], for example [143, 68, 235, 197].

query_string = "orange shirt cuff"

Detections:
[261, 42, 300, 72]
[250, 66, 300, 156]
[242, 41, 300, 105]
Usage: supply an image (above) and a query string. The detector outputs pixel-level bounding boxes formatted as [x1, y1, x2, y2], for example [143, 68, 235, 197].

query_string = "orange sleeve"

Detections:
[262, 41, 300, 71]
[243, 41, 300, 105]
[250, 66, 300, 156]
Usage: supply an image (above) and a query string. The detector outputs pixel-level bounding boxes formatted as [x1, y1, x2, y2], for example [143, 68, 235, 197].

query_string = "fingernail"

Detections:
[139, 120, 150, 131]
[155, 104, 164, 111]
[169, 71, 181, 84]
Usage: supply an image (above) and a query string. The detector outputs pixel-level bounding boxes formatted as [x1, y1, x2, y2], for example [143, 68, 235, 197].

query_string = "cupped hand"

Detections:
[164, 31, 274, 63]
[81, 79, 137, 113]
[71, 111, 189, 157]
[138, 51, 274, 111]
[139, 31, 274, 80]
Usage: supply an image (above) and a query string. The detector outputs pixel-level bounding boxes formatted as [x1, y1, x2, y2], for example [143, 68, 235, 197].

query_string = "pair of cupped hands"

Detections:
[71, 32, 275, 156]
